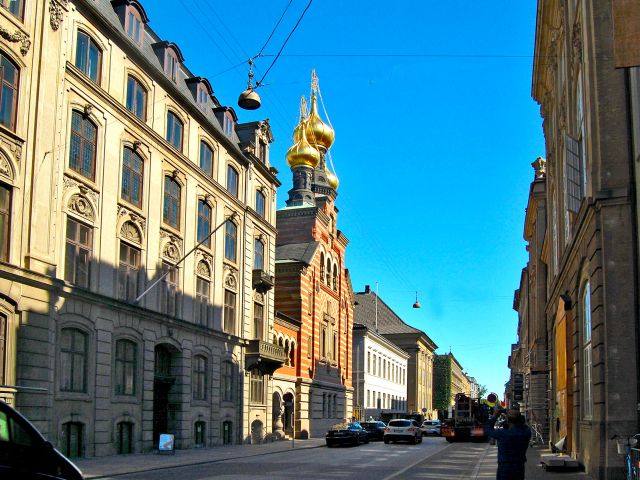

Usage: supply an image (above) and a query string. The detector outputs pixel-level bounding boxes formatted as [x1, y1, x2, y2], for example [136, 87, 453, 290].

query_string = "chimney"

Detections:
[364, 285, 370, 294]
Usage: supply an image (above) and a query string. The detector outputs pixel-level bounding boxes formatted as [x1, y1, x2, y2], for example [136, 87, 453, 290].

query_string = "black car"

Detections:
[360, 421, 386, 441]
[0, 399, 84, 480]
[325, 422, 369, 447]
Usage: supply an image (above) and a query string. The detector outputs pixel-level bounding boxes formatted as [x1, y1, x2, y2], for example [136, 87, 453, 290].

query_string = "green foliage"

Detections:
[432, 356, 452, 410]
[478, 384, 488, 399]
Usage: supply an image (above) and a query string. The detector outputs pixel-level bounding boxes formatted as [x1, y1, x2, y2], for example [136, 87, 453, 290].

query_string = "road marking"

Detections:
[380, 443, 451, 480]
[471, 443, 491, 479]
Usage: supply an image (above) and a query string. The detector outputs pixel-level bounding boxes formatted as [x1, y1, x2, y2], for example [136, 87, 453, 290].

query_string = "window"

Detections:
[166, 111, 183, 151]
[582, 281, 593, 418]
[0, 0, 23, 19]
[114, 340, 136, 396]
[223, 289, 235, 335]
[222, 421, 232, 445]
[226, 165, 239, 197]
[326, 258, 331, 284]
[165, 49, 178, 83]
[249, 368, 264, 404]
[223, 113, 234, 138]
[62, 422, 83, 458]
[0, 53, 18, 131]
[121, 147, 143, 207]
[0, 315, 5, 383]
[367, 352, 371, 374]
[126, 7, 143, 45]
[197, 84, 209, 110]
[199, 141, 213, 177]
[320, 325, 326, 358]
[320, 253, 325, 283]
[224, 221, 237, 262]
[65, 218, 92, 288]
[162, 176, 180, 229]
[255, 190, 265, 218]
[60, 328, 87, 392]
[160, 262, 178, 316]
[258, 140, 267, 163]
[307, 335, 312, 359]
[0, 183, 10, 261]
[118, 241, 140, 302]
[253, 303, 263, 340]
[332, 265, 338, 290]
[117, 422, 133, 454]
[69, 110, 97, 180]
[194, 421, 206, 448]
[253, 239, 264, 270]
[197, 200, 211, 247]
[221, 361, 233, 402]
[192, 355, 207, 401]
[195, 275, 210, 327]
[126, 75, 146, 120]
[75, 31, 101, 83]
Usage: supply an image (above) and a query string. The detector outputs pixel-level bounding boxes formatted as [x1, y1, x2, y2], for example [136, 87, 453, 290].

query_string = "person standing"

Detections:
[486, 408, 532, 480]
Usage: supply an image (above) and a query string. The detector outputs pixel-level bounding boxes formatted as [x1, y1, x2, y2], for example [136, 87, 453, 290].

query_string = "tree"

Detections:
[478, 384, 488, 399]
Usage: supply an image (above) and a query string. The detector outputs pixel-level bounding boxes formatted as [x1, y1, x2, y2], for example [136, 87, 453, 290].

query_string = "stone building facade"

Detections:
[0, 0, 285, 458]
[526, 0, 639, 476]
[273, 74, 354, 439]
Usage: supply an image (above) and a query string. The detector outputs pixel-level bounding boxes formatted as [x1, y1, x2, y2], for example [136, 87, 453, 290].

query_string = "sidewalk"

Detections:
[74, 438, 326, 479]
[476, 443, 595, 480]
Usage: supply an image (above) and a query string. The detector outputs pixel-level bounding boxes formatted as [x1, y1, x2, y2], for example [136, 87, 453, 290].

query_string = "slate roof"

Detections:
[353, 291, 422, 335]
[275, 241, 320, 266]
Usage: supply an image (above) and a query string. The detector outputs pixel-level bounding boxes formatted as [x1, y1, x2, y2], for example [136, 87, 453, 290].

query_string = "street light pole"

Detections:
[133, 211, 238, 304]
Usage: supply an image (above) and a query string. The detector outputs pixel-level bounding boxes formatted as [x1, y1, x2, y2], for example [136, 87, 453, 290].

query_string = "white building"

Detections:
[353, 324, 409, 420]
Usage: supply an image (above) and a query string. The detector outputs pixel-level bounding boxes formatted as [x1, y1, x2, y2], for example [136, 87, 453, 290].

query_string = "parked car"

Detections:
[383, 419, 423, 444]
[421, 419, 442, 436]
[0, 399, 84, 479]
[360, 421, 386, 441]
[325, 422, 369, 447]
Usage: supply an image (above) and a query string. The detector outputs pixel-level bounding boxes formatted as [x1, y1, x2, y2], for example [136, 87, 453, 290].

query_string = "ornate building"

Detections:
[273, 72, 354, 438]
[526, 0, 639, 476]
[0, 0, 285, 457]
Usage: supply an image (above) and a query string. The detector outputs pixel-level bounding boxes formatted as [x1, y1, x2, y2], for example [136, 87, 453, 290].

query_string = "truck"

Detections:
[440, 393, 492, 442]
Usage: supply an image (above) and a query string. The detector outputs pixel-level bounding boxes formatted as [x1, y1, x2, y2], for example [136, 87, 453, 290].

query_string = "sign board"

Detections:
[421, 408, 427, 413]
[158, 434, 175, 454]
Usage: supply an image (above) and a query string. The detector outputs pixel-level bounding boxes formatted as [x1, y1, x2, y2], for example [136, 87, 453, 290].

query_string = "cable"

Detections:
[256, 0, 294, 58]
[262, 53, 536, 59]
[256, 0, 314, 88]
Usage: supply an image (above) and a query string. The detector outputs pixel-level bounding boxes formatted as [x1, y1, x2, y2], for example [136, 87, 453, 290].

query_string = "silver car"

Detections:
[383, 419, 423, 444]
[421, 419, 441, 436]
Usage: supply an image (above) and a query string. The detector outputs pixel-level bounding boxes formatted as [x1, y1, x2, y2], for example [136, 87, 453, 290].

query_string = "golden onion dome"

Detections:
[286, 120, 321, 168]
[305, 93, 334, 153]
[326, 169, 339, 190]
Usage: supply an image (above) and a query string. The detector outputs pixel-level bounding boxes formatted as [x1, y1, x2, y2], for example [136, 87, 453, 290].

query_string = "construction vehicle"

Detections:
[440, 393, 493, 442]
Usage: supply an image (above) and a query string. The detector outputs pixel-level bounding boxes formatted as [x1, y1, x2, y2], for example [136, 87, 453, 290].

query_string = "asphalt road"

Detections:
[106, 437, 494, 480]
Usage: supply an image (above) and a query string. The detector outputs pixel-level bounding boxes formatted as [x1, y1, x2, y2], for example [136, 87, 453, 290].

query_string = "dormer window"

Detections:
[187, 77, 213, 112]
[165, 50, 178, 83]
[258, 140, 267, 163]
[197, 84, 208, 110]
[113, 1, 149, 47]
[0, 0, 23, 20]
[126, 8, 142, 45]
[224, 113, 234, 139]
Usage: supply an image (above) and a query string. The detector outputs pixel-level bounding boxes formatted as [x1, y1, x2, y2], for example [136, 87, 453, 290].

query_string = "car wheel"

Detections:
[445, 437, 454, 443]
[418, 435, 423, 443]
[410, 436, 416, 445]
[384, 437, 390, 444]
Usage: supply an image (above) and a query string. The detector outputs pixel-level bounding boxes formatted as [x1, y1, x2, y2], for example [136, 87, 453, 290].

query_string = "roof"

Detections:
[275, 241, 320, 266]
[353, 291, 422, 335]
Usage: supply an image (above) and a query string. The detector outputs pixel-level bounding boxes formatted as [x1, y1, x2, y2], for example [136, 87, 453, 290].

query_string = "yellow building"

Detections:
[0, 0, 286, 457]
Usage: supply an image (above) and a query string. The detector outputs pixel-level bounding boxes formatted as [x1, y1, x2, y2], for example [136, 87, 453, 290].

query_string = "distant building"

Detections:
[352, 322, 409, 420]
[433, 353, 467, 414]
[353, 286, 438, 419]
[467, 376, 479, 399]
[273, 73, 354, 439]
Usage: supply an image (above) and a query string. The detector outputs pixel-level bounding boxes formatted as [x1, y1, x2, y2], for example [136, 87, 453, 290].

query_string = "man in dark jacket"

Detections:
[486, 408, 532, 480]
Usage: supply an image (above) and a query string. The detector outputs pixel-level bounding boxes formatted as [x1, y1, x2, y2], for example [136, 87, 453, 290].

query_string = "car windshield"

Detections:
[424, 421, 439, 425]
[330, 422, 360, 431]
[361, 422, 383, 429]
[388, 420, 411, 427]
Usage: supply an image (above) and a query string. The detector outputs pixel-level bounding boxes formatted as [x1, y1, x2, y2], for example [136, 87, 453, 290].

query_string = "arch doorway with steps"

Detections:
[153, 344, 180, 449]
[251, 419, 264, 444]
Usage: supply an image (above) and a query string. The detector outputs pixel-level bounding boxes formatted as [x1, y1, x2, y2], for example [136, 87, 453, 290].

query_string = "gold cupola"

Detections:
[306, 92, 335, 153]
[326, 168, 339, 190]
[286, 118, 321, 168]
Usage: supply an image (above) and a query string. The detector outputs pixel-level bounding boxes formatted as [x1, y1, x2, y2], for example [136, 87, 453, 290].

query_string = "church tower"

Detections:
[272, 71, 353, 439]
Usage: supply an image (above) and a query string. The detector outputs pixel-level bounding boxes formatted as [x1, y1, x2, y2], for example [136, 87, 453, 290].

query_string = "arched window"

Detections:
[62, 421, 83, 458]
[253, 302, 263, 340]
[0, 183, 10, 261]
[117, 421, 133, 454]
[60, 328, 87, 392]
[222, 420, 233, 445]
[0, 52, 19, 131]
[0, 0, 23, 19]
[121, 146, 143, 207]
[64, 217, 93, 288]
[125, 5, 143, 45]
[224, 220, 237, 262]
[199, 141, 213, 177]
[114, 339, 137, 396]
[162, 175, 180, 229]
[69, 110, 97, 180]
[166, 111, 183, 151]
[255, 190, 266, 218]
[192, 354, 207, 401]
[253, 238, 264, 270]
[118, 238, 140, 302]
[197, 200, 211, 246]
[582, 281, 592, 419]
[164, 48, 179, 83]
[332, 264, 338, 290]
[221, 361, 234, 403]
[75, 31, 101, 83]
[195, 261, 210, 327]
[320, 253, 325, 282]
[194, 421, 206, 448]
[326, 258, 331, 284]
[126, 75, 147, 120]
[226, 165, 239, 197]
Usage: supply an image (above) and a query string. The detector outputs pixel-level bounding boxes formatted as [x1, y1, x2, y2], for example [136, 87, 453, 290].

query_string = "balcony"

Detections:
[245, 340, 287, 375]
[252, 269, 274, 293]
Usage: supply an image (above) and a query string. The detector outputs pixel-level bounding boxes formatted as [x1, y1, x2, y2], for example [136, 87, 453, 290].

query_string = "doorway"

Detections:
[153, 344, 178, 448]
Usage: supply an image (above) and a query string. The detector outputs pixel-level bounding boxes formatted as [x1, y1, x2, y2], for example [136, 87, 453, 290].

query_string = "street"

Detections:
[97, 438, 496, 480]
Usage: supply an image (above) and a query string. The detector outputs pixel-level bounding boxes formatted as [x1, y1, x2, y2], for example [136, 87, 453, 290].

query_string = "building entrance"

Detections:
[153, 344, 178, 448]
[283, 392, 294, 436]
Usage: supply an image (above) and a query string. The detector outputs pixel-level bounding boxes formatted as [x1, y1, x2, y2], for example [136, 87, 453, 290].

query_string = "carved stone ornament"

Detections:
[196, 260, 211, 278]
[0, 156, 13, 181]
[571, 19, 582, 71]
[160, 230, 183, 261]
[559, 95, 567, 131]
[224, 272, 237, 291]
[194, 249, 212, 267]
[49, 0, 69, 31]
[117, 206, 146, 233]
[63, 176, 99, 207]
[120, 221, 141, 245]
[532, 157, 547, 179]
[68, 194, 95, 222]
[254, 292, 264, 303]
[0, 26, 31, 56]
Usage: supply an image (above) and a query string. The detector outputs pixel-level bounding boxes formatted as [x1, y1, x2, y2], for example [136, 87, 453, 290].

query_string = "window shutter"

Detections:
[565, 134, 583, 213]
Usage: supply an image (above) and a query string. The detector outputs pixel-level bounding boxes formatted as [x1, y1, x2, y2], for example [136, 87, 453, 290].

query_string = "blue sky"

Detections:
[145, 1, 544, 398]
